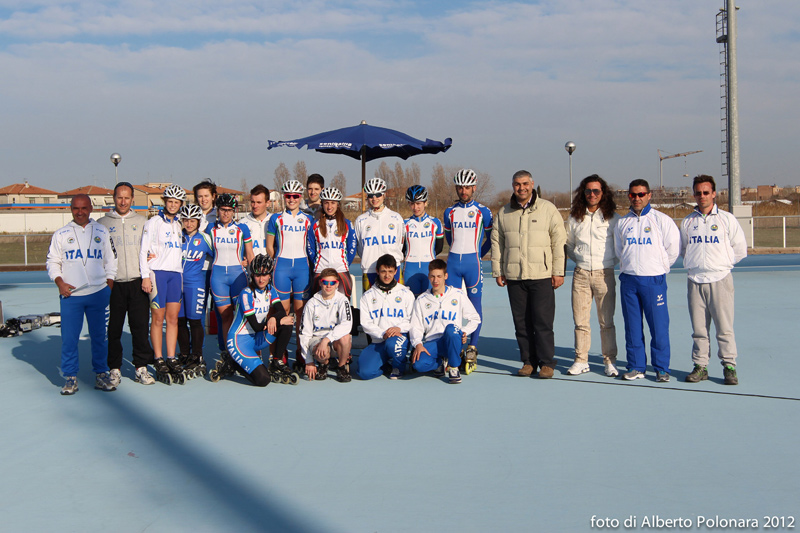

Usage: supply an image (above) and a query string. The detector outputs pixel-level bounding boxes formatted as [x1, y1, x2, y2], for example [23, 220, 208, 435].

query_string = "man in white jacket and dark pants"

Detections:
[680, 175, 747, 385]
[299, 268, 353, 382]
[614, 179, 680, 382]
[565, 175, 621, 377]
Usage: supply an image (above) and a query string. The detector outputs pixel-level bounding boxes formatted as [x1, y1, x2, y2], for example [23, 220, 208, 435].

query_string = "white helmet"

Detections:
[320, 187, 343, 202]
[163, 184, 187, 201]
[281, 180, 305, 194]
[179, 204, 203, 220]
[364, 178, 387, 194]
[453, 169, 477, 186]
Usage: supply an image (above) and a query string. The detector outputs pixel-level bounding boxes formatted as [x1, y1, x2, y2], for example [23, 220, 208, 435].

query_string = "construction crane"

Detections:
[658, 149, 703, 189]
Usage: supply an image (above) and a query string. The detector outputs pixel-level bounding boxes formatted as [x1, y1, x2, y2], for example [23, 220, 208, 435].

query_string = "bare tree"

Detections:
[293, 161, 308, 184]
[330, 171, 347, 196]
[473, 169, 495, 204]
[274, 162, 290, 192]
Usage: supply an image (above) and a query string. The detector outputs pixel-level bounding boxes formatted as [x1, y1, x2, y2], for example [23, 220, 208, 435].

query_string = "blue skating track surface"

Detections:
[1, 256, 798, 532]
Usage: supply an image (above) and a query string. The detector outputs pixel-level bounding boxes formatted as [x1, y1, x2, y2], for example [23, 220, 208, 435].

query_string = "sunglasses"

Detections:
[694, 190, 713, 196]
[320, 280, 339, 287]
[628, 192, 649, 198]
[284, 194, 301, 200]
[584, 188, 602, 196]
[367, 193, 384, 199]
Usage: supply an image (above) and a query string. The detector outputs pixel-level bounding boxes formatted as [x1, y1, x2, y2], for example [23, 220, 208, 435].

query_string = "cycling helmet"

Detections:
[179, 204, 203, 220]
[364, 178, 387, 194]
[250, 254, 275, 277]
[163, 184, 187, 201]
[405, 185, 428, 203]
[215, 193, 237, 210]
[281, 180, 305, 194]
[453, 169, 477, 186]
[320, 187, 343, 202]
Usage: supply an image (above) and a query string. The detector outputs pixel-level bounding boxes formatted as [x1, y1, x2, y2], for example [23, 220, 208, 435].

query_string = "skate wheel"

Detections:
[289, 373, 299, 385]
[209, 370, 220, 382]
[465, 362, 477, 375]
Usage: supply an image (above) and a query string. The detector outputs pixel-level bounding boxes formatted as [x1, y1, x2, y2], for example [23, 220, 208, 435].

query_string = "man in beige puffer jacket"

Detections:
[491, 170, 566, 379]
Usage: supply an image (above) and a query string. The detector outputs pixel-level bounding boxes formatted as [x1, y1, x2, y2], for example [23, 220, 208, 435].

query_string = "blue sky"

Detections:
[1, 0, 799, 195]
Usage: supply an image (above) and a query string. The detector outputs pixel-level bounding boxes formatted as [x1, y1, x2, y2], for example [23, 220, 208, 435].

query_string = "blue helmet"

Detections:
[405, 185, 428, 203]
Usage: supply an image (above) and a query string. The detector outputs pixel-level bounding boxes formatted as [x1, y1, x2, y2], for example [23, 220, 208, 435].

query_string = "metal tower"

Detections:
[717, 0, 741, 208]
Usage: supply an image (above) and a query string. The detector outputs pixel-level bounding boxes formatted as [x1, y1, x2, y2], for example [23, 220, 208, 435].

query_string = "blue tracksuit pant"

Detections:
[60, 286, 111, 376]
[619, 273, 670, 373]
[358, 335, 408, 380]
[413, 324, 463, 372]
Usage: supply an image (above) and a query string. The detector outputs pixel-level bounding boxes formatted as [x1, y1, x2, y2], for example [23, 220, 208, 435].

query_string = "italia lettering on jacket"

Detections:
[369, 308, 405, 320]
[626, 237, 652, 245]
[65, 248, 103, 260]
[364, 235, 397, 246]
[687, 235, 720, 244]
[424, 310, 457, 324]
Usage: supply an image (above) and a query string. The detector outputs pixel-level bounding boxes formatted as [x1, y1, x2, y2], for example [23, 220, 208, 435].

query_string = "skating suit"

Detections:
[409, 286, 481, 371]
[227, 286, 280, 374]
[403, 213, 443, 296]
[179, 230, 214, 322]
[267, 209, 313, 300]
[354, 207, 405, 289]
[358, 283, 415, 379]
[443, 200, 492, 346]
[140, 210, 184, 309]
[308, 217, 357, 297]
[241, 212, 272, 257]
[207, 220, 252, 307]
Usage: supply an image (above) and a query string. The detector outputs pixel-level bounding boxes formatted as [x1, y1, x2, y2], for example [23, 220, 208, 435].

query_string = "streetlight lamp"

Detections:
[565, 141, 576, 195]
[110, 153, 121, 182]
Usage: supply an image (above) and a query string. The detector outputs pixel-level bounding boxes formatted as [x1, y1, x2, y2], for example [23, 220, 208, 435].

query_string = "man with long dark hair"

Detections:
[565, 175, 621, 377]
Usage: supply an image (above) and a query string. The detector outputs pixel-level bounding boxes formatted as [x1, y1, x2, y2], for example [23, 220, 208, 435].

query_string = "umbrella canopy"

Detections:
[268, 121, 452, 207]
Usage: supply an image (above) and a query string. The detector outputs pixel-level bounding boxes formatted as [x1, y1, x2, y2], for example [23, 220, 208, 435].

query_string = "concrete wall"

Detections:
[0, 212, 102, 233]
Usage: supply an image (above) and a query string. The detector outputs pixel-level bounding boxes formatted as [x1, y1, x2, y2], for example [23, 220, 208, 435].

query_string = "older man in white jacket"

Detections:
[680, 175, 747, 385]
[565, 175, 622, 378]
[47, 194, 118, 395]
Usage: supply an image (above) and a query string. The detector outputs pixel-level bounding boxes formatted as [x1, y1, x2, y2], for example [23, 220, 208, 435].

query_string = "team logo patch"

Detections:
[425, 303, 432, 309]
[366, 225, 372, 232]
[194, 238, 201, 246]
[423, 222, 430, 228]
[711, 224, 718, 231]
[468, 211, 476, 218]
[395, 296, 402, 303]
[471, 288, 478, 294]
[644, 226, 652, 233]
[451, 299, 458, 306]
[372, 297, 377, 305]
[388, 224, 395, 230]
[67, 238, 75, 244]
[132, 225, 137, 231]
[94, 236, 101, 243]
[229, 229, 235, 235]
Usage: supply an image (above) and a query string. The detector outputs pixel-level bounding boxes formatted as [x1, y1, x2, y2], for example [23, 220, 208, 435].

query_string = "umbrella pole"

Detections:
[361, 146, 366, 212]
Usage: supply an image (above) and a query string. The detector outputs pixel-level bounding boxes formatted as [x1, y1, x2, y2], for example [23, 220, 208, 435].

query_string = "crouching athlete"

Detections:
[210, 255, 296, 386]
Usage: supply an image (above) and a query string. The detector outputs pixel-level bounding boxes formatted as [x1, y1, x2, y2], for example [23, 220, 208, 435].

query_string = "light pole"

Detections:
[110, 153, 121, 182]
[565, 142, 576, 195]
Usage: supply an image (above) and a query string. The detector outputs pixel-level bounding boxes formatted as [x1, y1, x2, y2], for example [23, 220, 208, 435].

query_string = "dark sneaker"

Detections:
[723, 365, 738, 385]
[433, 363, 446, 378]
[685, 364, 708, 383]
[95, 372, 117, 392]
[656, 371, 670, 383]
[336, 364, 351, 383]
[315, 363, 328, 381]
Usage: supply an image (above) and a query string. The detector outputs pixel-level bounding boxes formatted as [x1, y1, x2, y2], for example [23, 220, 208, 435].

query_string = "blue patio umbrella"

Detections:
[268, 120, 452, 205]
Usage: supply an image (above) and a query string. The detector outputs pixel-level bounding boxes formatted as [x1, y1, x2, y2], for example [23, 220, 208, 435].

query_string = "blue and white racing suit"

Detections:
[403, 213, 443, 296]
[207, 220, 252, 308]
[267, 209, 313, 301]
[227, 286, 280, 375]
[443, 200, 492, 346]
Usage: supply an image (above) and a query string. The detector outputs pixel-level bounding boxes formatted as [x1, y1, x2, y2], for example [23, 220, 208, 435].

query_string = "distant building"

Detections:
[0, 182, 62, 205]
[59, 185, 114, 208]
[757, 185, 781, 201]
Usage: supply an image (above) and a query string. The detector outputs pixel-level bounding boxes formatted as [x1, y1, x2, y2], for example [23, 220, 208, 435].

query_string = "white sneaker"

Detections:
[135, 366, 155, 385]
[389, 367, 402, 380]
[566, 362, 590, 375]
[109, 368, 122, 388]
[95, 372, 117, 392]
[604, 363, 619, 377]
